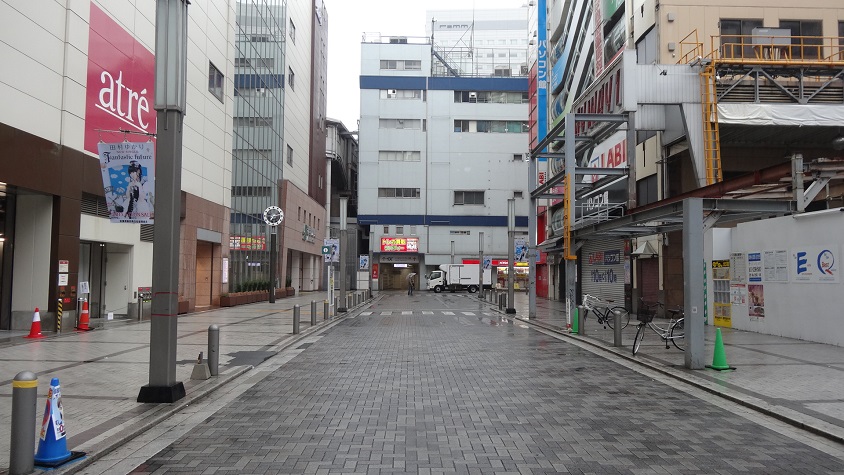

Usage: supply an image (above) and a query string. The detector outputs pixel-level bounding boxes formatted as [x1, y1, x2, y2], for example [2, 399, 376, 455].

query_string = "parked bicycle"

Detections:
[582, 294, 630, 330]
[632, 300, 684, 355]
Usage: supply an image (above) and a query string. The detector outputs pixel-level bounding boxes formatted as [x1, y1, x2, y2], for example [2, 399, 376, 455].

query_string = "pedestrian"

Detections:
[407, 272, 416, 295]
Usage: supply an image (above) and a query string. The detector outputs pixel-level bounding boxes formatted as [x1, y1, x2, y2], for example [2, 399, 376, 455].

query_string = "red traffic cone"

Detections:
[76, 300, 92, 332]
[24, 308, 45, 339]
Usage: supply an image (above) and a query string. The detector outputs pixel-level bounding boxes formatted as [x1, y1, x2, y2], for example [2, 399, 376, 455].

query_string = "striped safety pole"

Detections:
[56, 299, 63, 334]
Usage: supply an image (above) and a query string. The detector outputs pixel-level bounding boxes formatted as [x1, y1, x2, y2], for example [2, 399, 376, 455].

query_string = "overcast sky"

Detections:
[323, 0, 527, 130]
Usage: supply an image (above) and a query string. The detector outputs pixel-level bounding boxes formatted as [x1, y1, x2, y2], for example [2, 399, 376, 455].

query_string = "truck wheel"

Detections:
[434, 285, 443, 293]
[468, 286, 478, 293]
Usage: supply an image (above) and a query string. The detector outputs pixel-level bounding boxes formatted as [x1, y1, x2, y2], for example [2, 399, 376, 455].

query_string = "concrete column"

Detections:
[683, 198, 705, 369]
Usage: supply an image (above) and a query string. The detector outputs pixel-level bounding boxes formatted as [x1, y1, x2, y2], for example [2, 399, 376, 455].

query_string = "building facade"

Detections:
[536, 0, 844, 342]
[0, 0, 237, 330]
[358, 29, 531, 291]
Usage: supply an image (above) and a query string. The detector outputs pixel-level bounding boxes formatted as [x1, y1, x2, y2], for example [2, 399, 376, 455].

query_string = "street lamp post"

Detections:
[263, 206, 284, 304]
[337, 196, 348, 313]
[138, 0, 189, 404]
[506, 199, 516, 314]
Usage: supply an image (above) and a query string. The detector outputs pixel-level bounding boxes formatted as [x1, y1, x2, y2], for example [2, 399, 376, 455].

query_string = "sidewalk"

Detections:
[0, 291, 365, 473]
[473, 291, 844, 444]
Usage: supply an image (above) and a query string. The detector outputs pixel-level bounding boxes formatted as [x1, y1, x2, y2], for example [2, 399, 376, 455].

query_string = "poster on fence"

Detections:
[98, 142, 155, 224]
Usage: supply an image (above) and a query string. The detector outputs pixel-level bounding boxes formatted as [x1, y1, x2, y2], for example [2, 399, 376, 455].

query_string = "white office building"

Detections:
[358, 30, 531, 291]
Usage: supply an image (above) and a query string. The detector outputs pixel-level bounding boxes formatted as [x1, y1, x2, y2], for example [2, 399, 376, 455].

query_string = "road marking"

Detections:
[380, 311, 392, 315]
[422, 311, 434, 315]
[361, 311, 372, 316]
[443, 311, 454, 315]
[462, 312, 476, 316]
[402, 311, 412, 315]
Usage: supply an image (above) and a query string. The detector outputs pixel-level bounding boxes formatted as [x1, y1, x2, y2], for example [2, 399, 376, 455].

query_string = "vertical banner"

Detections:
[359, 255, 369, 270]
[98, 142, 155, 223]
[323, 239, 339, 263]
[515, 238, 528, 262]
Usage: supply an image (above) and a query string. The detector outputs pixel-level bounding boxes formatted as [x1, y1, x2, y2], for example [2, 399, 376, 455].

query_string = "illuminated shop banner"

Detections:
[381, 237, 419, 253]
[230, 236, 267, 251]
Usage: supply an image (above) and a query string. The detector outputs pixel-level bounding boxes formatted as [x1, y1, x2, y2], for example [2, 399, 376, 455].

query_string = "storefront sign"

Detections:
[84, 3, 156, 155]
[587, 250, 621, 265]
[380, 255, 419, 264]
[230, 235, 266, 251]
[372, 264, 379, 279]
[381, 237, 418, 253]
[792, 246, 839, 283]
[302, 225, 316, 243]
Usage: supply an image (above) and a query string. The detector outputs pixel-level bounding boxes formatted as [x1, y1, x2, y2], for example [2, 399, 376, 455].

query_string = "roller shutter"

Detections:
[580, 239, 626, 306]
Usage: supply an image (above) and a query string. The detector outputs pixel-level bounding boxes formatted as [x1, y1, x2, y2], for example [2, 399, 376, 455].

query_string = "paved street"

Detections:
[79, 291, 844, 474]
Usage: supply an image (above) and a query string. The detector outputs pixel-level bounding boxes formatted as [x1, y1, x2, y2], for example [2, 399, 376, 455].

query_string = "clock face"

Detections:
[263, 206, 284, 226]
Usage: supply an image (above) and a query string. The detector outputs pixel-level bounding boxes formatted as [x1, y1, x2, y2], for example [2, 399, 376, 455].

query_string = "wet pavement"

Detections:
[2, 290, 844, 473]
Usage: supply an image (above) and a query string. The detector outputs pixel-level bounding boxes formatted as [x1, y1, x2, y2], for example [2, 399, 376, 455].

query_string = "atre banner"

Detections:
[98, 142, 155, 224]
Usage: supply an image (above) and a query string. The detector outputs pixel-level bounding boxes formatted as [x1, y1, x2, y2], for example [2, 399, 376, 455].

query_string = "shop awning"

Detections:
[631, 240, 658, 258]
[537, 236, 564, 252]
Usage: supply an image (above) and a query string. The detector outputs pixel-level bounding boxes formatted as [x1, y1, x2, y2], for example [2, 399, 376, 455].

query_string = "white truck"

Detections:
[427, 264, 492, 294]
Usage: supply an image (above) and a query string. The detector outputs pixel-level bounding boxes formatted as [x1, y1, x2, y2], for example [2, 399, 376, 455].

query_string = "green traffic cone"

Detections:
[706, 328, 736, 371]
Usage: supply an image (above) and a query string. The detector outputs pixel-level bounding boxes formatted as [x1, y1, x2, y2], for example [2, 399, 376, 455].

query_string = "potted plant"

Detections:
[285, 276, 295, 296]
[220, 293, 233, 307]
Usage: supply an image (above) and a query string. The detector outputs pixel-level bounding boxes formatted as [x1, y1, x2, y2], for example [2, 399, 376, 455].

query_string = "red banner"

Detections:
[372, 264, 379, 279]
[84, 4, 156, 155]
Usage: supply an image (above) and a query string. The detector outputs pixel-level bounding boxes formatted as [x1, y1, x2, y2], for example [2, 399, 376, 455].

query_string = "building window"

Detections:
[513, 191, 524, 199]
[233, 117, 273, 127]
[378, 150, 421, 162]
[208, 62, 224, 102]
[383, 225, 390, 234]
[454, 91, 528, 104]
[381, 89, 423, 100]
[454, 191, 484, 205]
[454, 120, 528, 133]
[513, 154, 523, 161]
[840, 22, 844, 58]
[379, 119, 422, 129]
[231, 186, 272, 197]
[719, 19, 763, 59]
[286, 145, 293, 165]
[379, 59, 421, 71]
[289, 19, 296, 44]
[396, 226, 404, 235]
[378, 188, 421, 198]
[234, 58, 274, 69]
[288, 67, 295, 90]
[410, 225, 417, 235]
[779, 20, 823, 59]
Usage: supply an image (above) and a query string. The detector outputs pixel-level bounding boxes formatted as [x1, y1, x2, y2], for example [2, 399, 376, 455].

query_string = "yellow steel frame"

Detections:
[563, 174, 576, 260]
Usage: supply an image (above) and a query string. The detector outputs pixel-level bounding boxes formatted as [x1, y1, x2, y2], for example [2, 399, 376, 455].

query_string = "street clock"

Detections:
[262, 206, 284, 227]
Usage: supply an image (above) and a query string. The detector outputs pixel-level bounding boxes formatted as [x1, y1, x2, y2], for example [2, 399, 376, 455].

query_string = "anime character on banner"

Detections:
[98, 142, 155, 224]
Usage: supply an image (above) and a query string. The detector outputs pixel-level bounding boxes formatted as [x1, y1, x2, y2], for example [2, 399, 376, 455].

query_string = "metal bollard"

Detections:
[10, 371, 37, 475]
[293, 305, 300, 334]
[324, 300, 329, 320]
[498, 294, 504, 310]
[613, 308, 623, 347]
[208, 325, 219, 376]
[577, 306, 587, 337]
[311, 300, 317, 326]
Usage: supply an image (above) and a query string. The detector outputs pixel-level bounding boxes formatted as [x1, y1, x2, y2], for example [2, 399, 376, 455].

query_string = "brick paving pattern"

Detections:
[130, 295, 844, 474]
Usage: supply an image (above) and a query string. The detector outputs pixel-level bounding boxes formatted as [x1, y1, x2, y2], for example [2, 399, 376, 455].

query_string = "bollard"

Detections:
[310, 300, 317, 326]
[324, 300, 329, 320]
[10, 371, 37, 475]
[498, 294, 504, 310]
[613, 308, 623, 347]
[208, 325, 219, 376]
[334, 298, 338, 315]
[137, 294, 143, 321]
[577, 305, 587, 337]
[56, 299, 63, 333]
[293, 305, 300, 334]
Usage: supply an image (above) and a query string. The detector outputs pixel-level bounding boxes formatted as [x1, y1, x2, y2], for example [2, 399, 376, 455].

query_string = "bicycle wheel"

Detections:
[670, 318, 685, 351]
[606, 306, 630, 330]
[632, 323, 646, 355]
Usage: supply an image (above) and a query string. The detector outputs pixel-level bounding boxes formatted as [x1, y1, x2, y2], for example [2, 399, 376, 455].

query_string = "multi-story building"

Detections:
[358, 24, 531, 291]
[535, 0, 844, 347]
[229, 0, 328, 296]
[0, 0, 237, 329]
[325, 118, 359, 291]
[278, 0, 328, 293]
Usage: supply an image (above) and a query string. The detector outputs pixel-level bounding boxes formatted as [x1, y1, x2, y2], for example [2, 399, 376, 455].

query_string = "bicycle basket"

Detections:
[583, 295, 603, 310]
[636, 312, 654, 323]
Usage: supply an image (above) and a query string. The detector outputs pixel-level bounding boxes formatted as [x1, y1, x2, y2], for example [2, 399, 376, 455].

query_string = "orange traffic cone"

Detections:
[24, 307, 45, 339]
[76, 300, 92, 331]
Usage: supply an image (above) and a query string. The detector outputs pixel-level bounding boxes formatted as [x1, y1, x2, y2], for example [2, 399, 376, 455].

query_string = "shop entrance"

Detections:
[195, 241, 213, 308]
[379, 263, 419, 291]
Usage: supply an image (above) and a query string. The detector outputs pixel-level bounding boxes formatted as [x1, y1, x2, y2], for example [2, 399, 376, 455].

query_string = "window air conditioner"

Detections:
[468, 91, 477, 98]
